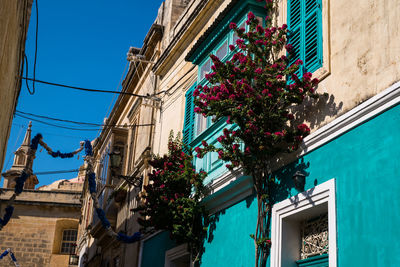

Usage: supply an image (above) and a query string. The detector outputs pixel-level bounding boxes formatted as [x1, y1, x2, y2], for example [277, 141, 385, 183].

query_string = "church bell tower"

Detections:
[2, 121, 38, 189]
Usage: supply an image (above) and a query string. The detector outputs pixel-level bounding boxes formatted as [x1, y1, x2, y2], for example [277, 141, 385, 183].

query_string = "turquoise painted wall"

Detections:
[200, 104, 400, 267]
[141, 231, 176, 267]
[201, 195, 258, 267]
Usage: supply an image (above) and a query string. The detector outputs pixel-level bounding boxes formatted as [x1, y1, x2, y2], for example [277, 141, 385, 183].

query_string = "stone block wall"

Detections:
[0, 190, 81, 267]
[0, 0, 32, 172]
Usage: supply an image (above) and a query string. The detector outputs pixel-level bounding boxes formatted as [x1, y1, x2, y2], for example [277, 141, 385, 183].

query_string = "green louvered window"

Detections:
[183, 84, 197, 146]
[288, 0, 323, 75]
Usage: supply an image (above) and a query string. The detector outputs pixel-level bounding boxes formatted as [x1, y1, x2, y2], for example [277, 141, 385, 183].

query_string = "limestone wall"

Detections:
[0, 204, 80, 267]
[0, 0, 32, 171]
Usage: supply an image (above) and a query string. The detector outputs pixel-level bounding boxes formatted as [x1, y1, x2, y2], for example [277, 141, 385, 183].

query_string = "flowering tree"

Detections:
[135, 133, 208, 263]
[193, 1, 321, 266]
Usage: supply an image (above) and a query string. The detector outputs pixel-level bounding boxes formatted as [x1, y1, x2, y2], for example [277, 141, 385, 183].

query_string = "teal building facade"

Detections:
[139, 0, 400, 266]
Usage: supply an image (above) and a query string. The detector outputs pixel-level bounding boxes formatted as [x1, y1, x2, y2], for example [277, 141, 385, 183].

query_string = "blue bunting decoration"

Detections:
[85, 140, 142, 244]
[0, 249, 18, 263]
[0, 249, 8, 259]
[88, 172, 96, 194]
[95, 208, 111, 229]
[85, 140, 93, 156]
[50, 151, 74, 158]
[10, 251, 16, 262]
[14, 171, 28, 195]
[0, 206, 14, 227]
[116, 231, 142, 243]
[30, 134, 42, 150]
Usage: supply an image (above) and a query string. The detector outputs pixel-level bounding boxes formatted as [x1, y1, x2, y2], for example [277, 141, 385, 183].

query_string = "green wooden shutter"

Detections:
[183, 84, 196, 146]
[296, 254, 328, 267]
[288, 0, 302, 71]
[304, 0, 322, 73]
[288, 0, 322, 75]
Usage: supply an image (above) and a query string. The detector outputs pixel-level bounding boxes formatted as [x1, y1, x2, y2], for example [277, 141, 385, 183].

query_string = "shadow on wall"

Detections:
[273, 157, 320, 208]
[292, 92, 343, 129]
[197, 91, 342, 262]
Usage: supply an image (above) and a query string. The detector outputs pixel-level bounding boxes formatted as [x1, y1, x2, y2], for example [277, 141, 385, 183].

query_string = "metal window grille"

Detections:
[300, 213, 328, 259]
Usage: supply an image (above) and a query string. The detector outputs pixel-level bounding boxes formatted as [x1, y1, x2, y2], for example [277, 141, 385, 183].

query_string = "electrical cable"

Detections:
[20, 63, 193, 99]
[32, 0, 39, 95]
[3, 125, 24, 171]
[12, 123, 86, 140]
[105, 61, 129, 118]
[163, 65, 196, 96]
[21, 77, 166, 98]
[34, 169, 82, 175]
[16, 110, 111, 126]
[15, 110, 154, 128]
[15, 114, 103, 131]
[15, 113, 154, 131]
[25, 0, 39, 95]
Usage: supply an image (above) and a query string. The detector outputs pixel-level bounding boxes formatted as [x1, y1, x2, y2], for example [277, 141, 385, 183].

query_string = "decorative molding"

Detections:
[164, 243, 192, 267]
[301, 80, 400, 155]
[205, 81, 400, 215]
[202, 169, 253, 214]
[270, 179, 337, 267]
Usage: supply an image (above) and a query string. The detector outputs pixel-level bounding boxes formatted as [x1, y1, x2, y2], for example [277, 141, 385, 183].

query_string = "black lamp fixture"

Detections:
[109, 150, 122, 169]
[292, 170, 306, 192]
[109, 150, 142, 188]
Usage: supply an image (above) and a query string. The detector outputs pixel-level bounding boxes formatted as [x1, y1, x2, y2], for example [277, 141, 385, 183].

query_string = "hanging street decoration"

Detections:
[0, 133, 143, 245]
[83, 140, 143, 244]
[0, 134, 83, 230]
[0, 248, 20, 266]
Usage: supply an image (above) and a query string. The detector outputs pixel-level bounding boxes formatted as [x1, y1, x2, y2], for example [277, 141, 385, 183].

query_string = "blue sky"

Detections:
[2, 0, 163, 187]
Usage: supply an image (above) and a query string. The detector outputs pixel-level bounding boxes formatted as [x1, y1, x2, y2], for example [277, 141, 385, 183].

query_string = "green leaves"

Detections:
[136, 133, 208, 259]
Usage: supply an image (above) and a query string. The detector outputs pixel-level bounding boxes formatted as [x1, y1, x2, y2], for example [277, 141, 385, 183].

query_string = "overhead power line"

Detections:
[21, 77, 165, 98]
[17, 110, 112, 127]
[15, 112, 154, 131]
[34, 169, 81, 175]
[15, 113, 103, 131]
[24, 0, 39, 95]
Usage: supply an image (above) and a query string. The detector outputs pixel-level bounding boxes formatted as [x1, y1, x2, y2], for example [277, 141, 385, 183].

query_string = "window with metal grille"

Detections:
[60, 229, 78, 254]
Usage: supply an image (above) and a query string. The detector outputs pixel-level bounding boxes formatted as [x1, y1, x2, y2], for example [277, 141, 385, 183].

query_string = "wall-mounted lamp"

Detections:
[109, 151, 142, 188]
[292, 171, 306, 192]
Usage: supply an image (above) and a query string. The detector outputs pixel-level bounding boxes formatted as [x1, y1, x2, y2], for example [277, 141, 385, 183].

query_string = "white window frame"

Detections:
[164, 243, 192, 267]
[270, 178, 337, 267]
[60, 229, 78, 254]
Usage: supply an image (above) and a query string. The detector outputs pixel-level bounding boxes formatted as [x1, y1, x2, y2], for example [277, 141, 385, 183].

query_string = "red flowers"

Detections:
[295, 59, 303, 65]
[297, 124, 311, 133]
[229, 22, 237, 29]
[285, 44, 293, 52]
[247, 11, 255, 21]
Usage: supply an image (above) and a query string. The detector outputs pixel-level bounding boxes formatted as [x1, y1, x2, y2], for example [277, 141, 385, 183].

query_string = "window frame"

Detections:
[280, 0, 330, 81]
[60, 229, 78, 254]
[164, 243, 192, 267]
[270, 179, 337, 267]
[194, 13, 265, 139]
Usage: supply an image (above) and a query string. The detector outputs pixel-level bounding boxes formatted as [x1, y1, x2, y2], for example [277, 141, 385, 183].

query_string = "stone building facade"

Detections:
[78, 0, 400, 266]
[0, 0, 33, 172]
[0, 123, 83, 267]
